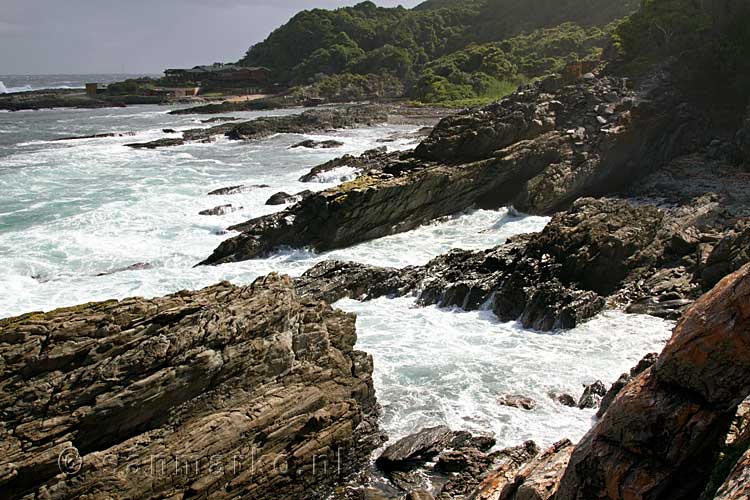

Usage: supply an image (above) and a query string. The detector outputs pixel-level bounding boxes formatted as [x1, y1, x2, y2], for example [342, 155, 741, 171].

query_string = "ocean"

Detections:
[0, 74, 159, 94]
[0, 97, 672, 450]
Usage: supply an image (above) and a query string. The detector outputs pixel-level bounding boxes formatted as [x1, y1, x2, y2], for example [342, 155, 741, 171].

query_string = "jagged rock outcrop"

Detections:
[576, 381, 606, 410]
[201, 68, 705, 267]
[266, 190, 312, 206]
[127, 105, 388, 149]
[376, 426, 454, 471]
[126, 137, 186, 149]
[291, 139, 344, 149]
[555, 263, 750, 500]
[0, 275, 381, 500]
[293, 196, 736, 330]
[199, 204, 242, 216]
[53, 131, 136, 141]
[208, 184, 270, 196]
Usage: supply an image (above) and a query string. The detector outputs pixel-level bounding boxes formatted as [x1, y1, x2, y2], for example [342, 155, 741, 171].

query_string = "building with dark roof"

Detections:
[164, 65, 271, 89]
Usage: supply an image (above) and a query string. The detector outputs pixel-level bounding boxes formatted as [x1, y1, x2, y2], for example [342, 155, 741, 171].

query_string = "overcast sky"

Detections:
[1, 0, 422, 75]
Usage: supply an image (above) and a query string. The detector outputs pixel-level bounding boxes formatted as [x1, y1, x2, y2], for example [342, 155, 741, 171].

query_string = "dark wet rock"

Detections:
[199, 204, 241, 216]
[556, 264, 750, 500]
[95, 262, 153, 276]
[54, 131, 135, 141]
[450, 431, 496, 452]
[200, 116, 239, 123]
[436, 448, 490, 473]
[295, 260, 422, 305]
[597, 352, 658, 418]
[299, 147, 393, 183]
[266, 190, 313, 206]
[126, 137, 185, 149]
[291, 139, 345, 149]
[162, 128, 177, 133]
[207, 184, 270, 196]
[549, 392, 577, 407]
[376, 426, 453, 471]
[498, 395, 537, 411]
[576, 380, 607, 409]
[0, 274, 381, 500]
[266, 191, 295, 205]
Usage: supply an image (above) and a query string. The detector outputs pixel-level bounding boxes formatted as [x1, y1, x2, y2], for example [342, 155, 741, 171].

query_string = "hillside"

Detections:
[238, 0, 639, 105]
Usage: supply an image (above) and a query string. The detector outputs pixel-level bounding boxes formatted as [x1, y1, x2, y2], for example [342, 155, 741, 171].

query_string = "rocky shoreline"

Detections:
[0, 89, 167, 112]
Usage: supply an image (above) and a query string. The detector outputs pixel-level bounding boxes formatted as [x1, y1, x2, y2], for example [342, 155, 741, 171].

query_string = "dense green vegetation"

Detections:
[615, 0, 750, 112]
[414, 22, 614, 103]
[239, 0, 638, 105]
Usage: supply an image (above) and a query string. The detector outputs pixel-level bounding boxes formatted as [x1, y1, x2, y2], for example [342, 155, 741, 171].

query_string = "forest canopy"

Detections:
[238, 0, 639, 104]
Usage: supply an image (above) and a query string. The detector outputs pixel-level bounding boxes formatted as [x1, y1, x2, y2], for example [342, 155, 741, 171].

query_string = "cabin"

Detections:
[85, 83, 109, 96]
[164, 64, 271, 92]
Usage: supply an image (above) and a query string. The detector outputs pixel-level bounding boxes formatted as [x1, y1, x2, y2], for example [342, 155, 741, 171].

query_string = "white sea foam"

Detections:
[343, 297, 672, 448]
[307, 165, 361, 183]
[0, 81, 34, 94]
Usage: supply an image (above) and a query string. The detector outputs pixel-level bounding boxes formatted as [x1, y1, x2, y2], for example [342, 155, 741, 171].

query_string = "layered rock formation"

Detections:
[470, 439, 574, 500]
[0, 275, 380, 500]
[555, 263, 750, 499]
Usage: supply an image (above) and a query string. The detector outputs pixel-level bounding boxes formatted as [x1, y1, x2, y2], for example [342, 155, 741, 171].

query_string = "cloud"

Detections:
[0, 20, 27, 35]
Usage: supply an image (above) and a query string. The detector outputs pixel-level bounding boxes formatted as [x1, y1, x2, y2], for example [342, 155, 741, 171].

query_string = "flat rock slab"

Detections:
[376, 426, 453, 471]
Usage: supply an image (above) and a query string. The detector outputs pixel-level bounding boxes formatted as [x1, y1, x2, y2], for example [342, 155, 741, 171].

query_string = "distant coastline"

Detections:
[0, 74, 159, 94]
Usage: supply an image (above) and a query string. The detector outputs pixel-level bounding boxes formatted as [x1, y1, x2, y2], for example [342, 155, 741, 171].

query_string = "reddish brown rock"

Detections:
[555, 264, 750, 500]
[470, 439, 572, 500]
